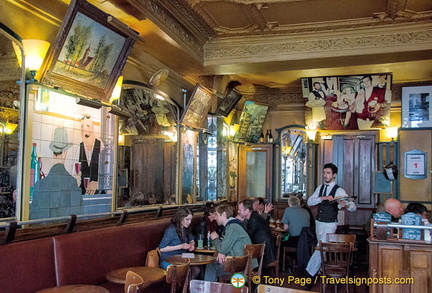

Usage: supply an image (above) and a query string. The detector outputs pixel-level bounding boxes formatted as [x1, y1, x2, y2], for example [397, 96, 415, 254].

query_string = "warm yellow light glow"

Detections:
[305, 129, 317, 141]
[282, 145, 292, 157]
[109, 76, 123, 102]
[386, 126, 398, 140]
[162, 130, 177, 142]
[22, 39, 50, 71]
[229, 124, 240, 137]
[155, 94, 165, 101]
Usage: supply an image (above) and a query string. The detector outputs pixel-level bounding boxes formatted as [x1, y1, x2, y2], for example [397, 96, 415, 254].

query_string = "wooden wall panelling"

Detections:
[399, 129, 432, 202]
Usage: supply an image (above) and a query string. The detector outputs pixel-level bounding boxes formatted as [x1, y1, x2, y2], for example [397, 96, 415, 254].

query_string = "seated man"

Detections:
[281, 196, 310, 248]
[238, 199, 276, 267]
[204, 204, 256, 281]
[384, 198, 404, 221]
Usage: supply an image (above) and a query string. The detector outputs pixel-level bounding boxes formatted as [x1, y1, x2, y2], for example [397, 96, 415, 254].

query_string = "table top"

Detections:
[106, 266, 166, 285]
[36, 285, 109, 293]
[194, 247, 218, 254]
[166, 254, 216, 265]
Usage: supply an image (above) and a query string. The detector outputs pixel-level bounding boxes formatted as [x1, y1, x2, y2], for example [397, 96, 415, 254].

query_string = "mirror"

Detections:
[0, 23, 25, 220]
[280, 127, 307, 197]
[116, 81, 179, 208]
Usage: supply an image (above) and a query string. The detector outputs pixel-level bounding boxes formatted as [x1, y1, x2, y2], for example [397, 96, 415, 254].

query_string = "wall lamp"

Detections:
[109, 76, 124, 103]
[22, 39, 50, 82]
[385, 126, 398, 141]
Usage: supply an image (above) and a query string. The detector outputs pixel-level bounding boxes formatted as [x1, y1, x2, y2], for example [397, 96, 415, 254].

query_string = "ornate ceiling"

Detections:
[2, 0, 432, 103]
[111, 0, 432, 91]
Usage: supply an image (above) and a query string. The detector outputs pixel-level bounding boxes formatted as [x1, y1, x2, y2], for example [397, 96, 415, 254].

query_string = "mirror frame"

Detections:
[0, 23, 26, 221]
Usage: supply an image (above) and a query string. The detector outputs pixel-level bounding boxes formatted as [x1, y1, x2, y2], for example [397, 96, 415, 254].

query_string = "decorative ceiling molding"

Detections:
[204, 25, 432, 65]
[127, 0, 205, 59]
[8, 0, 63, 26]
[186, 0, 309, 6]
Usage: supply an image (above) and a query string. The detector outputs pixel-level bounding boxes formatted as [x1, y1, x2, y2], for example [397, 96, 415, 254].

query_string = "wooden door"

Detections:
[320, 132, 376, 208]
[238, 144, 273, 200]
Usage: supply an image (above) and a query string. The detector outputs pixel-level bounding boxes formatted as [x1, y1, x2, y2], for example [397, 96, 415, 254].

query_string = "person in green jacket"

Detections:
[204, 204, 256, 281]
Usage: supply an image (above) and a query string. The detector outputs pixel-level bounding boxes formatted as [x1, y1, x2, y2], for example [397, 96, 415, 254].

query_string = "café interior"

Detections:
[0, 0, 431, 292]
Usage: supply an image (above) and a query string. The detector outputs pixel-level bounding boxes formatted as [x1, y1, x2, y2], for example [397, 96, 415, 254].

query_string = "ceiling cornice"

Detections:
[126, 0, 205, 61]
[204, 23, 432, 66]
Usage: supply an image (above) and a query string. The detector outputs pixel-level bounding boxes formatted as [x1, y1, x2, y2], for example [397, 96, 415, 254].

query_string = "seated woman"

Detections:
[405, 202, 429, 222]
[195, 202, 219, 237]
[159, 207, 200, 277]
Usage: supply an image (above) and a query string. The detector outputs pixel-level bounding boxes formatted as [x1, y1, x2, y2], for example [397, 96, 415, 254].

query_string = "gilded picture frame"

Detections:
[40, 0, 135, 102]
[181, 84, 215, 129]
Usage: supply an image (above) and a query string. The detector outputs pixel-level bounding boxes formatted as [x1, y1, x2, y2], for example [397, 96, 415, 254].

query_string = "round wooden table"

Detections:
[166, 254, 216, 265]
[36, 285, 109, 293]
[105, 266, 166, 285]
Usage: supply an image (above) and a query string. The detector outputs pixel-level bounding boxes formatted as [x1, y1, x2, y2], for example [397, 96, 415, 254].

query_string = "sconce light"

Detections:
[305, 123, 318, 142]
[229, 124, 240, 138]
[22, 39, 50, 81]
[109, 76, 124, 103]
[0, 122, 18, 135]
[386, 126, 398, 141]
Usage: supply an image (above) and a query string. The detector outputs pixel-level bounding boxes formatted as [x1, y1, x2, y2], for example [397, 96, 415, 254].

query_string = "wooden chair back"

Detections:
[166, 260, 190, 293]
[244, 242, 265, 289]
[224, 254, 249, 275]
[190, 280, 248, 293]
[124, 271, 144, 293]
[267, 234, 281, 277]
[326, 233, 356, 244]
[145, 248, 161, 267]
[319, 240, 353, 292]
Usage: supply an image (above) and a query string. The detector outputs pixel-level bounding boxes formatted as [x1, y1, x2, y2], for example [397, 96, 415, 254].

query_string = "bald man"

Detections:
[384, 198, 404, 221]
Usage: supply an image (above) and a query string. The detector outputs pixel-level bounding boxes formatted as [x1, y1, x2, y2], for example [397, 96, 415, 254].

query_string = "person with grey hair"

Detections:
[281, 196, 311, 248]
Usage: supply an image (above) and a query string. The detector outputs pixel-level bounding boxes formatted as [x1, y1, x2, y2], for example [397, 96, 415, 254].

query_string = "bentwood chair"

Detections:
[319, 241, 354, 293]
[326, 233, 356, 244]
[124, 271, 144, 293]
[218, 253, 249, 283]
[190, 280, 248, 293]
[244, 242, 265, 290]
[166, 260, 190, 293]
[267, 233, 282, 277]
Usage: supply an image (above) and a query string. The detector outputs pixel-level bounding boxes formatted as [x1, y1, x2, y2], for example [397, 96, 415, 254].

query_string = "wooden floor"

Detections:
[272, 263, 369, 292]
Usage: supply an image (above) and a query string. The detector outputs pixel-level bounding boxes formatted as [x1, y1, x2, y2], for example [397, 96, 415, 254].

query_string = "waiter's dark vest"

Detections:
[316, 184, 339, 222]
[79, 139, 101, 194]
[312, 90, 324, 99]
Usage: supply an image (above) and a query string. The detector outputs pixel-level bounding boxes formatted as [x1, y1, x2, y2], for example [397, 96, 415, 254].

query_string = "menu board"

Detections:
[402, 212, 422, 240]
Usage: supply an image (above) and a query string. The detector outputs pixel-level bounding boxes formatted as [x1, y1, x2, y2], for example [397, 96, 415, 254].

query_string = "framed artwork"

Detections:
[301, 73, 392, 130]
[404, 149, 427, 179]
[181, 84, 215, 129]
[216, 88, 243, 117]
[401, 85, 432, 128]
[41, 0, 135, 102]
[235, 101, 269, 143]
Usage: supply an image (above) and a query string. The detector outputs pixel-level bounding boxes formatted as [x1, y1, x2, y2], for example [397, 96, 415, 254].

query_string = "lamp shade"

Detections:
[23, 39, 50, 71]
[110, 76, 124, 102]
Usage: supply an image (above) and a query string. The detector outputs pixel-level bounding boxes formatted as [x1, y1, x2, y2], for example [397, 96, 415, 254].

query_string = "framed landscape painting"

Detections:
[181, 84, 215, 129]
[41, 0, 135, 102]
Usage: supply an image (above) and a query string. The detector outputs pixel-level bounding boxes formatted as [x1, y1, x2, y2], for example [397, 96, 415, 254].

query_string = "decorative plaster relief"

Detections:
[204, 28, 432, 61]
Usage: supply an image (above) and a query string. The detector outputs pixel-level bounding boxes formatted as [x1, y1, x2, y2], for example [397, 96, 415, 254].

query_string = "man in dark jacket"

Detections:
[237, 199, 276, 266]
